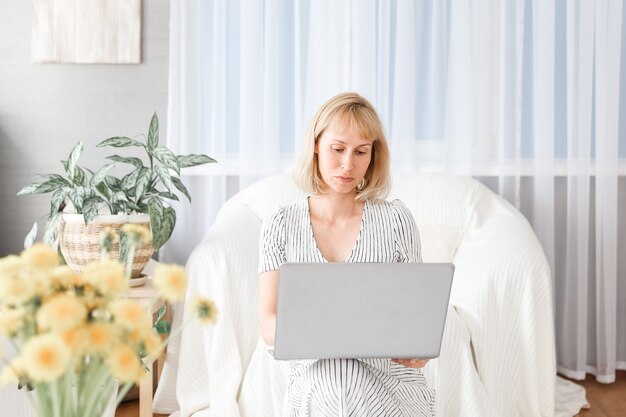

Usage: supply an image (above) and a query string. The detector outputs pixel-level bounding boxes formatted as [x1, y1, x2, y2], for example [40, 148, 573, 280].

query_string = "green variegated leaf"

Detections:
[155, 207, 176, 250]
[50, 188, 69, 217]
[148, 197, 164, 216]
[17, 182, 43, 196]
[125, 201, 142, 212]
[105, 175, 122, 191]
[67, 142, 84, 180]
[153, 146, 180, 175]
[96, 137, 144, 148]
[136, 202, 149, 213]
[171, 177, 191, 202]
[113, 191, 129, 203]
[158, 191, 179, 201]
[154, 320, 171, 335]
[95, 182, 111, 200]
[147, 113, 159, 151]
[154, 164, 174, 192]
[177, 154, 217, 168]
[82, 196, 102, 223]
[24, 222, 38, 249]
[148, 200, 163, 248]
[42, 212, 62, 249]
[156, 305, 167, 322]
[90, 163, 117, 187]
[107, 155, 144, 168]
[17, 179, 63, 195]
[73, 166, 87, 186]
[121, 168, 141, 190]
[69, 187, 87, 212]
[134, 168, 151, 201]
[39, 174, 72, 187]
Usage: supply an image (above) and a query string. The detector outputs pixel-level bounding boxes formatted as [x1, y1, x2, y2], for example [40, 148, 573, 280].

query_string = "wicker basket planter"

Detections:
[60, 213, 153, 279]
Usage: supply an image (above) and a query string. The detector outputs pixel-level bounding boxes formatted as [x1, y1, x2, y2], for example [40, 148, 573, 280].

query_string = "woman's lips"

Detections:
[335, 176, 354, 183]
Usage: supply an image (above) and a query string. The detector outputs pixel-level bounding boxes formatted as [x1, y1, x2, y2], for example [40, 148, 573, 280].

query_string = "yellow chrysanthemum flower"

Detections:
[0, 358, 24, 385]
[152, 264, 188, 302]
[121, 223, 152, 244]
[83, 259, 128, 295]
[80, 286, 107, 311]
[0, 276, 36, 304]
[21, 334, 71, 382]
[142, 331, 163, 360]
[84, 323, 117, 354]
[49, 265, 84, 288]
[20, 243, 59, 268]
[0, 255, 23, 279]
[0, 308, 26, 337]
[109, 299, 151, 331]
[37, 294, 87, 332]
[106, 344, 144, 383]
[191, 296, 219, 325]
[59, 326, 86, 354]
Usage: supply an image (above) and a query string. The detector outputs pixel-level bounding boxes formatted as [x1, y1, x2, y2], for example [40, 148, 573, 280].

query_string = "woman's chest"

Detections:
[284, 215, 399, 263]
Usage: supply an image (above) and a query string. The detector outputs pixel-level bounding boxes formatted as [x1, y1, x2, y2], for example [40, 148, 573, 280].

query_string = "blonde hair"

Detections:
[293, 92, 391, 201]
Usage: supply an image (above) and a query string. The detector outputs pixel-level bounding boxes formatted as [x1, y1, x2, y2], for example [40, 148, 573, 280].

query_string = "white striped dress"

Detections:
[259, 197, 436, 417]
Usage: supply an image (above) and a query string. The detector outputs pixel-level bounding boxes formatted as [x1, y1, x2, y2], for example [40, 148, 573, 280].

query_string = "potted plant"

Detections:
[17, 113, 215, 278]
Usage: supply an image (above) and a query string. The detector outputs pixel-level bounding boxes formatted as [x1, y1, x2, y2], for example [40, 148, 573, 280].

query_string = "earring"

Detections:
[356, 178, 366, 191]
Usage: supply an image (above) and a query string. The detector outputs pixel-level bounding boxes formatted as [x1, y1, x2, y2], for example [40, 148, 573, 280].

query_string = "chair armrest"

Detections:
[451, 200, 556, 415]
[154, 200, 262, 417]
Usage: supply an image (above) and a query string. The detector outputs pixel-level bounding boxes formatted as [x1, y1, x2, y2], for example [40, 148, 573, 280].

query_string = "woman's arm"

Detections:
[259, 269, 279, 346]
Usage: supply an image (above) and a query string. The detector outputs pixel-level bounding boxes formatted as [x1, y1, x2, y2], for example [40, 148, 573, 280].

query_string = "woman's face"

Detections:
[315, 121, 373, 195]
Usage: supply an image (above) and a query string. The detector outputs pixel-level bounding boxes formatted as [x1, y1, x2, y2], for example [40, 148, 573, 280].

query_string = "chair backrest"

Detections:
[227, 172, 495, 263]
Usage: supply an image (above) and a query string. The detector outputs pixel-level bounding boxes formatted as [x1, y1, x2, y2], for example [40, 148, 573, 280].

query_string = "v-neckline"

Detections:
[305, 196, 368, 263]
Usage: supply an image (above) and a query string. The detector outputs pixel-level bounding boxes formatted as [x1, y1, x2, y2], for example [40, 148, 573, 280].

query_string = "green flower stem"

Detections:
[34, 382, 51, 417]
[78, 357, 102, 416]
[50, 379, 61, 417]
[62, 367, 74, 417]
[125, 244, 135, 281]
[114, 380, 136, 408]
[82, 358, 110, 417]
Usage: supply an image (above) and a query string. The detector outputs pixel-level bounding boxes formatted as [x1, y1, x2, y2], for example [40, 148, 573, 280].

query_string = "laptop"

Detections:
[273, 262, 454, 360]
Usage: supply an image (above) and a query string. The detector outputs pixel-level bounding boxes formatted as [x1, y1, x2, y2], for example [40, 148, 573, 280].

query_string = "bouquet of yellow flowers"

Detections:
[0, 237, 217, 417]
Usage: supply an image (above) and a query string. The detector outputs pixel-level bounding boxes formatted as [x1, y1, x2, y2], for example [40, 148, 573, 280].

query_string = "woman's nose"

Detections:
[340, 153, 354, 170]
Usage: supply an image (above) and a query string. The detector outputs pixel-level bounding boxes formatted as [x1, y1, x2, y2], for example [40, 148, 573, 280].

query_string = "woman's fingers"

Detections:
[391, 358, 429, 368]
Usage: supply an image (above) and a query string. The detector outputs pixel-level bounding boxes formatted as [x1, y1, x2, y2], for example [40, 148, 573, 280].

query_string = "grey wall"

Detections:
[0, 0, 169, 257]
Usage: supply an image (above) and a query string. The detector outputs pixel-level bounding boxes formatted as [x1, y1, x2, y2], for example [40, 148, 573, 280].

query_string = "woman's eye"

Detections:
[332, 147, 343, 153]
[356, 150, 367, 155]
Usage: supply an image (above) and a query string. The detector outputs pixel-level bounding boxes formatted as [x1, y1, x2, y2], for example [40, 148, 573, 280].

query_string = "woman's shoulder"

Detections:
[261, 198, 308, 224]
[367, 198, 411, 217]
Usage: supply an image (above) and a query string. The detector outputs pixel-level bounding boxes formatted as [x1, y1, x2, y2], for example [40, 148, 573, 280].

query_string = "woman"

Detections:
[258, 92, 435, 416]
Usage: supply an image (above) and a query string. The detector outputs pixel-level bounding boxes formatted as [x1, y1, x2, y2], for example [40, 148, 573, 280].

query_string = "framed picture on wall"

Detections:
[32, 0, 141, 64]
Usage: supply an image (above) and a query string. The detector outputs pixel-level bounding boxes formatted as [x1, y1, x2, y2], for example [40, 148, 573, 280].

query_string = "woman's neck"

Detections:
[309, 192, 363, 223]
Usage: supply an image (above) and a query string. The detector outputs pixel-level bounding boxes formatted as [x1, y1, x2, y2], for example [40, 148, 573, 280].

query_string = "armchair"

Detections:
[153, 173, 584, 417]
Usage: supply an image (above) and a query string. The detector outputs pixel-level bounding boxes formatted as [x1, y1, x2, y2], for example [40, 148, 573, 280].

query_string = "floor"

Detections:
[572, 371, 626, 417]
[114, 371, 626, 417]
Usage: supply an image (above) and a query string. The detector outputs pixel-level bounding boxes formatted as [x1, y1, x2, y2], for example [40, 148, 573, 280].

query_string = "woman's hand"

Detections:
[391, 358, 429, 368]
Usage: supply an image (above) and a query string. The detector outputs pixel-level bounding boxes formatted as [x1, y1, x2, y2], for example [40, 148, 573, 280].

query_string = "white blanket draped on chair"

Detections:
[153, 173, 588, 417]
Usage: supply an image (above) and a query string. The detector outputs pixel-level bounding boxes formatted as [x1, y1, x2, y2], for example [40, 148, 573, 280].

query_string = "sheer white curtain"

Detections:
[163, 0, 625, 383]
